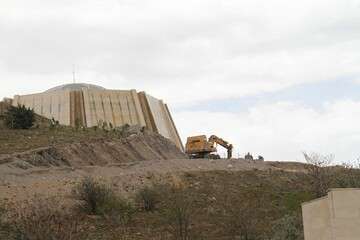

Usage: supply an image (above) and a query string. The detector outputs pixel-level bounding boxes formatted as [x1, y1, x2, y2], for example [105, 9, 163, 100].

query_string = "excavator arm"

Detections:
[208, 135, 233, 159]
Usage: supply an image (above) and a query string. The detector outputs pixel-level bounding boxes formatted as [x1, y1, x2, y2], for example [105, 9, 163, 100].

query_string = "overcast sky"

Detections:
[1, 0, 360, 162]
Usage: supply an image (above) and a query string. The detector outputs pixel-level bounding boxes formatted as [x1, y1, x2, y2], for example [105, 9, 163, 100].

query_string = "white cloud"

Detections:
[174, 100, 360, 162]
[1, 0, 360, 161]
[0, 0, 359, 105]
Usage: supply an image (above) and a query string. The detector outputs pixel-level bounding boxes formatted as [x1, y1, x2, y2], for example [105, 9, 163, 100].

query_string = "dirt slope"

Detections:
[0, 131, 186, 169]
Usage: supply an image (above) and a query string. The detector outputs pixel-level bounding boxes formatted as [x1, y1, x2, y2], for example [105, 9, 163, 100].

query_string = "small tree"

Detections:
[164, 188, 194, 240]
[221, 193, 263, 240]
[303, 152, 334, 198]
[4, 105, 35, 129]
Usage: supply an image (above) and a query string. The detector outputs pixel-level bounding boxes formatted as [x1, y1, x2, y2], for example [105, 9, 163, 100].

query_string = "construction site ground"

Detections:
[0, 126, 305, 203]
[0, 125, 315, 239]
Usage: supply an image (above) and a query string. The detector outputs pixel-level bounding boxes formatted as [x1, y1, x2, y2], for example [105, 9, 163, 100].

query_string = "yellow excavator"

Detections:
[185, 135, 233, 159]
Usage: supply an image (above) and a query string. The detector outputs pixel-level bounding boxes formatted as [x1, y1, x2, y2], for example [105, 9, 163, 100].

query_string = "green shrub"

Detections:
[4, 105, 35, 129]
[72, 176, 113, 215]
[136, 186, 159, 212]
[49, 117, 60, 130]
[73, 177, 135, 225]
[75, 118, 82, 130]
[271, 214, 303, 240]
[101, 195, 135, 226]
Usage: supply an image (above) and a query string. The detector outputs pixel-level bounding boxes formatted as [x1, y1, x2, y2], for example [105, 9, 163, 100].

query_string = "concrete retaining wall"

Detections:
[13, 91, 71, 125]
[11, 88, 183, 150]
[302, 188, 360, 240]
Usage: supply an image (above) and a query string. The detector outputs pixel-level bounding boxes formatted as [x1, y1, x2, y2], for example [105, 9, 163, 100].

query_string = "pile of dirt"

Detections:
[0, 131, 186, 169]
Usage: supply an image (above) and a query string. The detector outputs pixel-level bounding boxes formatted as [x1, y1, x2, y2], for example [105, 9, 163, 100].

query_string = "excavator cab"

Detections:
[185, 135, 233, 159]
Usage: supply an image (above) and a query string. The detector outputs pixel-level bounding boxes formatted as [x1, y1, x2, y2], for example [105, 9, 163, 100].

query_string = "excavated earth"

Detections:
[0, 130, 306, 205]
[0, 131, 186, 168]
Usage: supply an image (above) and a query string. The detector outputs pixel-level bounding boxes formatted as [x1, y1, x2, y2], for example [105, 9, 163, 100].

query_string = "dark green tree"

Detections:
[4, 105, 35, 129]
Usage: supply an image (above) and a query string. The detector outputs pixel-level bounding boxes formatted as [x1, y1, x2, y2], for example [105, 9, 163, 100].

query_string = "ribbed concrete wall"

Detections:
[82, 89, 146, 128]
[11, 87, 183, 150]
[13, 91, 71, 125]
[302, 189, 360, 240]
[0, 102, 8, 116]
[138, 92, 183, 151]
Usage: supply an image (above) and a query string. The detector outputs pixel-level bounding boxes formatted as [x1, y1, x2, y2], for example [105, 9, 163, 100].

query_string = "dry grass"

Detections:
[0, 126, 121, 155]
[4, 197, 87, 240]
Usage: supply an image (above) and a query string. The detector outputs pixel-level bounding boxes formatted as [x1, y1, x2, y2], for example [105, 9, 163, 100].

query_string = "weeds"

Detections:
[271, 214, 303, 240]
[72, 176, 113, 215]
[136, 186, 159, 212]
[163, 187, 195, 240]
[101, 195, 136, 226]
[8, 197, 85, 240]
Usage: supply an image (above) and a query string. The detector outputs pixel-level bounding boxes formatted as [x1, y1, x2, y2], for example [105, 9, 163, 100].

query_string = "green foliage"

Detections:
[4, 105, 35, 129]
[283, 191, 314, 212]
[72, 176, 113, 215]
[75, 118, 82, 130]
[102, 121, 108, 131]
[49, 117, 60, 130]
[271, 214, 303, 240]
[136, 186, 159, 212]
[73, 177, 135, 225]
[118, 124, 131, 137]
[335, 161, 360, 188]
[100, 196, 135, 226]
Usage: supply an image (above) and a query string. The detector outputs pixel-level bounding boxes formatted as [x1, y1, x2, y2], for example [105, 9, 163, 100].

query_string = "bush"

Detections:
[49, 117, 60, 130]
[101, 196, 135, 226]
[72, 176, 113, 215]
[335, 160, 360, 188]
[4, 105, 35, 129]
[136, 186, 159, 212]
[163, 188, 195, 240]
[73, 177, 135, 225]
[271, 214, 303, 240]
[0, 202, 9, 238]
[303, 152, 334, 198]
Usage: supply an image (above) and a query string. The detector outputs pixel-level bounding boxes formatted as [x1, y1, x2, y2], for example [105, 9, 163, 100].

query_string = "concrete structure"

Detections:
[302, 188, 360, 240]
[0, 98, 12, 116]
[12, 83, 183, 150]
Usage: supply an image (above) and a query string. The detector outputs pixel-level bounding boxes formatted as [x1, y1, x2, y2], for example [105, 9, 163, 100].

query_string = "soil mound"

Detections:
[0, 131, 186, 169]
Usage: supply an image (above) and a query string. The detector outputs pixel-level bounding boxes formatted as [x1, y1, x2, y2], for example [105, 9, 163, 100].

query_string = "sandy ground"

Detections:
[0, 131, 307, 204]
[0, 158, 279, 203]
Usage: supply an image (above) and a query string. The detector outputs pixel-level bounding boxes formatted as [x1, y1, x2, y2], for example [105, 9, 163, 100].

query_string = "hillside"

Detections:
[0, 125, 359, 240]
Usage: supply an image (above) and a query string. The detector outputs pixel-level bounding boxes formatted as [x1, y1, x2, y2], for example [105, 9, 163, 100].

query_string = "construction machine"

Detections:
[185, 135, 233, 159]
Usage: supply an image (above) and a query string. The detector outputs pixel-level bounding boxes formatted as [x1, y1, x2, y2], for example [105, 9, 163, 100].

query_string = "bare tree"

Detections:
[165, 189, 193, 240]
[336, 158, 360, 188]
[303, 152, 334, 198]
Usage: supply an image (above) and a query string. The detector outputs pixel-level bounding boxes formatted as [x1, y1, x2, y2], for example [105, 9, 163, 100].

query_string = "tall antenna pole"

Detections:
[72, 65, 76, 84]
